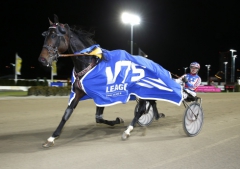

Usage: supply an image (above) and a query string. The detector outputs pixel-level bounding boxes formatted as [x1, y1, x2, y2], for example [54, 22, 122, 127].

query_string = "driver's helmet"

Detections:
[190, 62, 200, 74]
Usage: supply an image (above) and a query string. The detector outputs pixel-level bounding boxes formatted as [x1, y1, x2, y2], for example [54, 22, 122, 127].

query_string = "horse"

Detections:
[38, 14, 155, 147]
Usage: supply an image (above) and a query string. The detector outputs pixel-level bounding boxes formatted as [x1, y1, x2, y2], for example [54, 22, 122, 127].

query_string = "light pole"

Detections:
[122, 12, 140, 54]
[230, 49, 237, 83]
[205, 65, 211, 85]
[232, 55, 237, 83]
[183, 67, 188, 74]
[223, 62, 228, 84]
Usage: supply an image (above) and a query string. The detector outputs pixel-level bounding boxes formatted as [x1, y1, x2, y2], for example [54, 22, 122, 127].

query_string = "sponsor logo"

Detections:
[105, 61, 144, 96]
[105, 61, 172, 97]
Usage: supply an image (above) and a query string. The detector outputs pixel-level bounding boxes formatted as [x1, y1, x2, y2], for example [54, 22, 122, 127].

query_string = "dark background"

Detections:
[1, 0, 240, 82]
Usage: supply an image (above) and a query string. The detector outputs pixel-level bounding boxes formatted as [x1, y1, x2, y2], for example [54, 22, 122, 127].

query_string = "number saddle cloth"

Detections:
[68, 45, 183, 107]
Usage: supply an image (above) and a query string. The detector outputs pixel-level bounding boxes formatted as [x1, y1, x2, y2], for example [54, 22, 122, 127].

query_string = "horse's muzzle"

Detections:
[38, 57, 50, 67]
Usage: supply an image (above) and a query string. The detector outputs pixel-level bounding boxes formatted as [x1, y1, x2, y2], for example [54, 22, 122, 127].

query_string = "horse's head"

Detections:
[39, 14, 70, 67]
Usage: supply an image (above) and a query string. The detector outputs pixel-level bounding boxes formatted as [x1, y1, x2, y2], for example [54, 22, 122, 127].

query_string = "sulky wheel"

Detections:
[135, 101, 155, 127]
[183, 102, 204, 137]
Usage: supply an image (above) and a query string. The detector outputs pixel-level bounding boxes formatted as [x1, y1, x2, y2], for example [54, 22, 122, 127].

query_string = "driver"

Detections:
[175, 62, 202, 99]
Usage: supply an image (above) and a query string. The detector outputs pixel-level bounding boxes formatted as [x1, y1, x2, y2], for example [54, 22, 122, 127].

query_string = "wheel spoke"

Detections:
[136, 101, 154, 126]
[183, 102, 204, 137]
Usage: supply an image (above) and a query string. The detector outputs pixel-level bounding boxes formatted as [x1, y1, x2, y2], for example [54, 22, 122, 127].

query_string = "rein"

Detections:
[59, 46, 103, 59]
[171, 72, 180, 78]
[59, 53, 96, 57]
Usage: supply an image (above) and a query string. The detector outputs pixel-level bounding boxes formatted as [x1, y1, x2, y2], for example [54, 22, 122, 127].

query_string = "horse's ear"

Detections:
[48, 18, 53, 25]
[54, 14, 59, 23]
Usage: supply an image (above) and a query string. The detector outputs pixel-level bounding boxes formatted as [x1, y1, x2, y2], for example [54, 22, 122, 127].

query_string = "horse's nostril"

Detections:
[39, 57, 47, 63]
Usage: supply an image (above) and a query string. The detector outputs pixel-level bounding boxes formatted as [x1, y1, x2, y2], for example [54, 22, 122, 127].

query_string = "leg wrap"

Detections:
[130, 100, 146, 126]
[96, 106, 104, 123]
[149, 101, 160, 120]
[63, 108, 74, 121]
[125, 125, 133, 135]
[96, 114, 103, 119]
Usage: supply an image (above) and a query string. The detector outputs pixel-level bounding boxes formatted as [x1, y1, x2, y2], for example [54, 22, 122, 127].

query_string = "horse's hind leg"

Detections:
[149, 100, 165, 120]
[95, 106, 124, 126]
[122, 99, 146, 140]
[42, 88, 84, 148]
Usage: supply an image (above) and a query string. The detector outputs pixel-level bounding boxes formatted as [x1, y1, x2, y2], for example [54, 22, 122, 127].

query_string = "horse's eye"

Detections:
[51, 34, 57, 38]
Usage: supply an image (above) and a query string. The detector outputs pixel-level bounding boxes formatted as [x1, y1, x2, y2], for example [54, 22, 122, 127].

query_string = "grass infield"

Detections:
[0, 91, 28, 97]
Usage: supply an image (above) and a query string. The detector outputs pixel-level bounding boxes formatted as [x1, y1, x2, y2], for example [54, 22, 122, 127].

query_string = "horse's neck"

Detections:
[68, 34, 93, 73]
[68, 35, 86, 54]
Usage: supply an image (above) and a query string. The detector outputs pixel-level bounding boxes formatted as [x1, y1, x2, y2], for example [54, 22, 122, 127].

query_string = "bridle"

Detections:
[42, 44, 60, 64]
[42, 23, 68, 64]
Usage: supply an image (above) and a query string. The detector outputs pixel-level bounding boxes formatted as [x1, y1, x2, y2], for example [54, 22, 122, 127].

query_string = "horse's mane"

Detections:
[69, 25, 106, 61]
[70, 25, 96, 47]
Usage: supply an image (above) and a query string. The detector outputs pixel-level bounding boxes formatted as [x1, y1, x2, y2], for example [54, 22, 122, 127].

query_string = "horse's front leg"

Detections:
[42, 87, 84, 148]
[95, 106, 124, 126]
[122, 99, 146, 140]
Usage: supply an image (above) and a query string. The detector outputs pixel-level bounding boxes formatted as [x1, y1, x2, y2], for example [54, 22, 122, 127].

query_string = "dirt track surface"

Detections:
[0, 93, 240, 169]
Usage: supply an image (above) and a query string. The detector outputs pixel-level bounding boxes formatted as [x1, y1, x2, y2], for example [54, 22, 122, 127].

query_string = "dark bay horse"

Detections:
[39, 15, 153, 147]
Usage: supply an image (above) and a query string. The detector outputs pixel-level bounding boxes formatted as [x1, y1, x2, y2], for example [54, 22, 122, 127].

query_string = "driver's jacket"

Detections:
[180, 73, 201, 91]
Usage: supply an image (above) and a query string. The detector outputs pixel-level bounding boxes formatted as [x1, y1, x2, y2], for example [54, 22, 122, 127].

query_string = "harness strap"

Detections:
[75, 62, 96, 77]
[74, 62, 96, 89]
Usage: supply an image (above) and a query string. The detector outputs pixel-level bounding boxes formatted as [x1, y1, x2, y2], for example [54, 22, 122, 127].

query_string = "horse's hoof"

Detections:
[42, 141, 54, 148]
[121, 131, 130, 140]
[159, 113, 165, 118]
[116, 117, 124, 124]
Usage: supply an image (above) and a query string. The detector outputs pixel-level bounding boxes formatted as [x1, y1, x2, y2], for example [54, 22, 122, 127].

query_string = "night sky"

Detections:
[1, 0, 240, 81]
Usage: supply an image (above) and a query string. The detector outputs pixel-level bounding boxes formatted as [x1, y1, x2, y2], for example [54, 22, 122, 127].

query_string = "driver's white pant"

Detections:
[183, 91, 188, 99]
[183, 89, 196, 99]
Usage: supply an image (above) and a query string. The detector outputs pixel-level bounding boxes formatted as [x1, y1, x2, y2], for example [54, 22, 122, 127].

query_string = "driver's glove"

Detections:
[182, 76, 188, 83]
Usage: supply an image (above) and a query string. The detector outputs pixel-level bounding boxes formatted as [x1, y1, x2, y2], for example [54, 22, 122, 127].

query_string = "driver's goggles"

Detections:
[190, 66, 199, 69]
